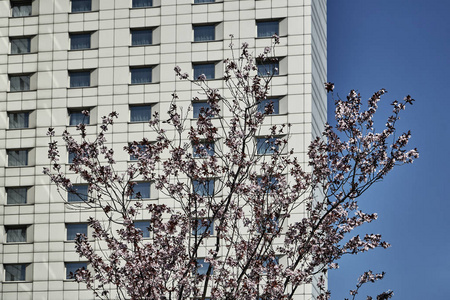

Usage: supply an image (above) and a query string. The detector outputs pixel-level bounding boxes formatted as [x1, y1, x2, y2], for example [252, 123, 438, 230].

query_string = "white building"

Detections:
[0, 0, 327, 299]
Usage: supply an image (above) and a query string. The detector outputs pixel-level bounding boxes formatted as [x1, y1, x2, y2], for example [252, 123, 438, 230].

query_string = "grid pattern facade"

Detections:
[0, 0, 327, 299]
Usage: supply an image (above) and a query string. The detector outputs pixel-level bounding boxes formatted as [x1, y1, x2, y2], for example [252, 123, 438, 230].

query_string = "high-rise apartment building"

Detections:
[0, 0, 326, 299]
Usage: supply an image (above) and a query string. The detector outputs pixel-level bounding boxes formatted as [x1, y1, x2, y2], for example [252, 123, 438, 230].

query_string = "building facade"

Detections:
[0, 0, 326, 299]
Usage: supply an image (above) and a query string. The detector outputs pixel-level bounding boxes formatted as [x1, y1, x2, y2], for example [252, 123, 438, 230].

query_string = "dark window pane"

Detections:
[6, 187, 27, 204]
[194, 25, 215, 42]
[130, 105, 152, 122]
[66, 223, 87, 240]
[7, 150, 28, 166]
[10, 75, 30, 91]
[11, 38, 31, 54]
[257, 20, 279, 38]
[8, 112, 29, 129]
[194, 0, 215, 3]
[69, 71, 91, 87]
[257, 61, 279, 76]
[257, 98, 279, 114]
[193, 142, 214, 157]
[131, 29, 152, 46]
[4, 264, 26, 281]
[256, 137, 278, 155]
[192, 219, 214, 235]
[70, 33, 91, 50]
[130, 182, 150, 199]
[134, 221, 150, 238]
[129, 144, 146, 161]
[66, 262, 87, 279]
[69, 110, 90, 125]
[132, 0, 152, 8]
[193, 63, 215, 80]
[71, 0, 91, 12]
[131, 67, 152, 84]
[68, 185, 88, 202]
[193, 180, 214, 197]
[11, 2, 32, 17]
[196, 259, 212, 275]
[6, 227, 27, 243]
[192, 102, 212, 118]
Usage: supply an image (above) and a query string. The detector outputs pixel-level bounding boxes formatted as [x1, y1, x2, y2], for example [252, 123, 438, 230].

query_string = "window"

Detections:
[131, 29, 152, 46]
[66, 223, 87, 240]
[257, 98, 279, 115]
[257, 176, 278, 193]
[71, 0, 91, 12]
[193, 180, 214, 197]
[129, 144, 146, 161]
[257, 20, 279, 38]
[10, 37, 31, 54]
[130, 105, 152, 122]
[257, 60, 279, 76]
[132, 0, 153, 8]
[6, 187, 28, 205]
[6, 226, 27, 243]
[134, 221, 150, 238]
[7, 149, 28, 166]
[193, 63, 215, 80]
[4, 264, 27, 281]
[193, 141, 214, 157]
[192, 102, 212, 118]
[68, 184, 88, 202]
[192, 219, 214, 235]
[196, 258, 212, 275]
[193, 24, 215, 42]
[131, 67, 152, 84]
[70, 33, 91, 50]
[130, 182, 150, 199]
[256, 137, 278, 155]
[8, 112, 29, 129]
[66, 262, 87, 279]
[194, 0, 215, 3]
[11, 1, 32, 17]
[69, 71, 91, 88]
[261, 256, 279, 269]
[69, 109, 90, 125]
[10, 74, 30, 91]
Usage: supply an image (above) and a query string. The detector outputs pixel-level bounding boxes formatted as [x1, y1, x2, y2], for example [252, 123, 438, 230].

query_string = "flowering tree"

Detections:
[45, 37, 417, 300]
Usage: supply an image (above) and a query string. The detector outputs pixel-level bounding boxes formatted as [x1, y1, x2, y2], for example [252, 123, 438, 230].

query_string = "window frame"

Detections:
[7, 149, 29, 167]
[71, 0, 92, 13]
[193, 24, 216, 42]
[69, 70, 92, 88]
[130, 66, 153, 84]
[256, 137, 279, 155]
[131, 28, 153, 46]
[194, 0, 215, 3]
[130, 105, 152, 123]
[68, 108, 90, 126]
[8, 111, 30, 129]
[192, 218, 214, 236]
[192, 179, 215, 197]
[65, 262, 88, 280]
[67, 184, 89, 202]
[69, 32, 92, 50]
[11, 0, 32, 18]
[10, 37, 31, 54]
[256, 20, 280, 38]
[132, 0, 153, 8]
[4, 264, 27, 282]
[257, 98, 280, 115]
[193, 63, 216, 80]
[256, 59, 279, 77]
[5, 225, 28, 243]
[130, 181, 151, 199]
[6, 187, 28, 205]
[66, 223, 88, 241]
[9, 74, 32, 92]
[134, 221, 150, 238]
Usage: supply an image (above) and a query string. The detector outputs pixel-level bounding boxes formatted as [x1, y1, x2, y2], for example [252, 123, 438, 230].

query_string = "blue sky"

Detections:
[327, 1, 450, 299]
